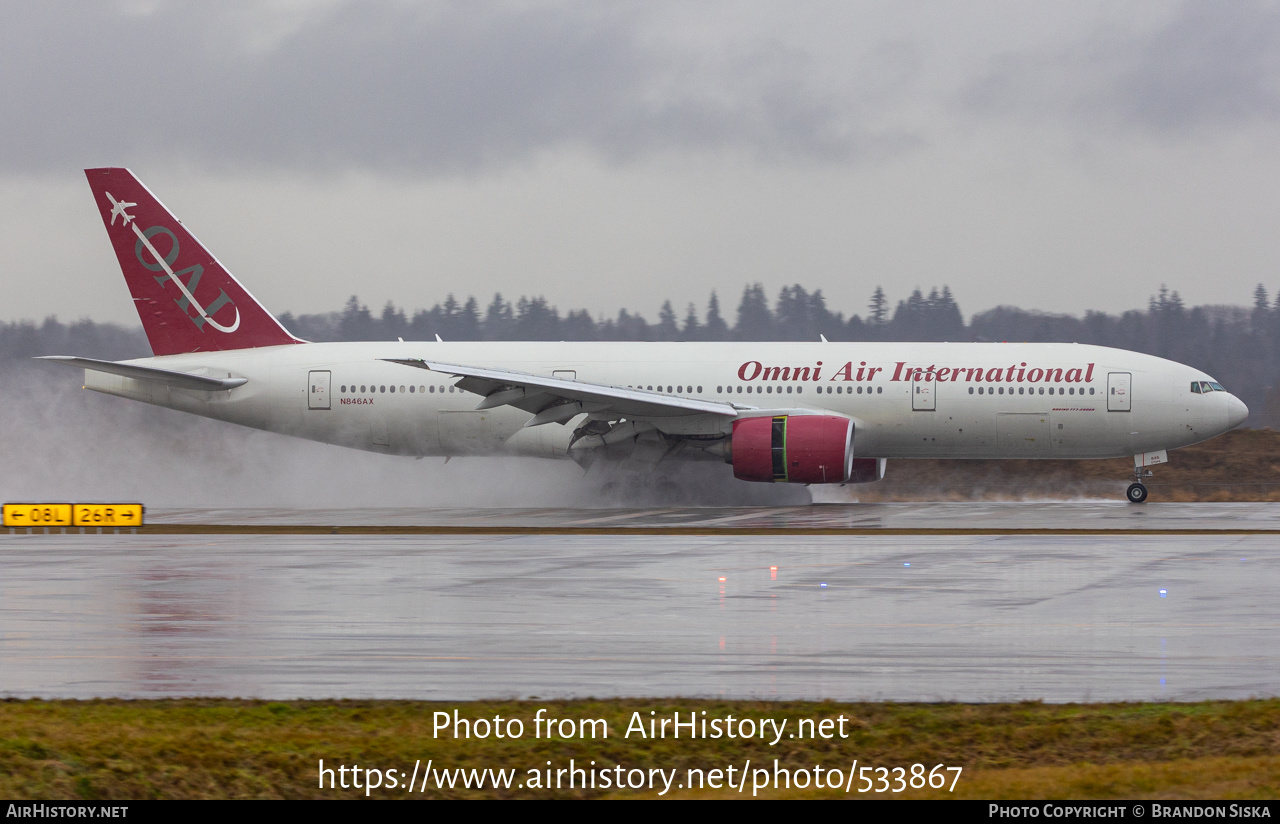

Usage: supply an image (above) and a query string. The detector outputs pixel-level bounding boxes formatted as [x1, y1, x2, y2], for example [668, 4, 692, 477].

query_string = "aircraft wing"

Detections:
[382, 358, 741, 426]
[37, 356, 248, 391]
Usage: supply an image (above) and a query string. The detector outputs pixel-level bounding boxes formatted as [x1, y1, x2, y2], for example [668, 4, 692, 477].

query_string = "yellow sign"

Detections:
[2, 503, 145, 528]
[73, 504, 144, 527]
[3, 503, 73, 527]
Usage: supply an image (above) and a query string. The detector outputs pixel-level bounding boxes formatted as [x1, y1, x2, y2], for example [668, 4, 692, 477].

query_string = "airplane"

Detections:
[42, 168, 1249, 504]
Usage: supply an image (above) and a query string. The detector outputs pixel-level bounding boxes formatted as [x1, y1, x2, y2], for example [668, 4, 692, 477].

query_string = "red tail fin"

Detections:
[85, 168, 302, 355]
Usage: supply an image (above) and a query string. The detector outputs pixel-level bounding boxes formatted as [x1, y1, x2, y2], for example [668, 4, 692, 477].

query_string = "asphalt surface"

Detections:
[2, 517, 1275, 701]
[70, 501, 1280, 532]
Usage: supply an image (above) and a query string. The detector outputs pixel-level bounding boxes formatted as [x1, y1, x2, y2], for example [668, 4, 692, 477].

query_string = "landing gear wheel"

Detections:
[1126, 482, 1149, 504]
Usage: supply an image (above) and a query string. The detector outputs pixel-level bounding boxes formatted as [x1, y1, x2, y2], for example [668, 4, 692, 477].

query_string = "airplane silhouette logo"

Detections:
[105, 192, 136, 227]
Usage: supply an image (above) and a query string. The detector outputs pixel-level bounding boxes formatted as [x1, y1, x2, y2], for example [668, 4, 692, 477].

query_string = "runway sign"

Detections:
[2, 503, 144, 528]
[72, 504, 144, 527]
[4, 503, 73, 527]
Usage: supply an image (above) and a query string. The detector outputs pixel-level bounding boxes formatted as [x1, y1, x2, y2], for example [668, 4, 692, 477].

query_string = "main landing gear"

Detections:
[1126, 467, 1154, 504]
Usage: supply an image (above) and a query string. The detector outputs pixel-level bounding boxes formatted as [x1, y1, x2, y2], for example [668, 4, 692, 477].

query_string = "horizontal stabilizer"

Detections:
[37, 356, 248, 391]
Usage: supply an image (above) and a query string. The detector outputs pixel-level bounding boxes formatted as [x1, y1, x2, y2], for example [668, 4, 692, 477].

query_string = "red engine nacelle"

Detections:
[731, 414, 870, 484]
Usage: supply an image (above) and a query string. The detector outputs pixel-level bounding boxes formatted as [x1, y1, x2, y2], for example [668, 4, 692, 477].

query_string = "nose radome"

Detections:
[1227, 395, 1249, 429]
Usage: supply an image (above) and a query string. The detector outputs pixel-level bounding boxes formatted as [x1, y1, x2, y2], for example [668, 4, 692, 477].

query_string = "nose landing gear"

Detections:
[1126, 466, 1154, 504]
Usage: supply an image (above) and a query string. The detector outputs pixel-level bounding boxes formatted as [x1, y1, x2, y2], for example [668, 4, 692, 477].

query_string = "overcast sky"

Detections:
[5, 0, 1280, 328]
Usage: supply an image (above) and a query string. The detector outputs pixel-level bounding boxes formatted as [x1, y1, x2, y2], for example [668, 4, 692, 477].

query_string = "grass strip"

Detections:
[2, 698, 1278, 799]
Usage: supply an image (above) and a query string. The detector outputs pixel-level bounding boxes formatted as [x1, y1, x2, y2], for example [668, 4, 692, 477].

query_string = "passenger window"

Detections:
[876, 387, 882, 394]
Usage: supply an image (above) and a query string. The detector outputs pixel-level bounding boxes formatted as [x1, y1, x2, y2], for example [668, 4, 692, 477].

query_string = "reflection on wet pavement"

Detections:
[2, 530, 1276, 701]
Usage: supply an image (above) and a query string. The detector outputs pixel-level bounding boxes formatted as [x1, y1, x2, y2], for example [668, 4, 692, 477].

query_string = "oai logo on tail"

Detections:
[104, 191, 241, 333]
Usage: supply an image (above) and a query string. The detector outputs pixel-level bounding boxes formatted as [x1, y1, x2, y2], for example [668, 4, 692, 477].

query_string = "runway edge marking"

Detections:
[80, 525, 1280, 536]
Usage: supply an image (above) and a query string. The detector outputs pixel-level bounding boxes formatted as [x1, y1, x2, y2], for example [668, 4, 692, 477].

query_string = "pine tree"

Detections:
[703, 291, 729, 340]
[338, 295, 374, 341]
[682, 303, 700, 341]
[868, 286, 887, 326]
[734, 284, 773, 340]
[484, 293, 514, 340]
[656, 300, 679, 340]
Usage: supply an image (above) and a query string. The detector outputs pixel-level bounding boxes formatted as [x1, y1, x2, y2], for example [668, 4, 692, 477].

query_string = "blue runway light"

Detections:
[903, 562, 911, 567]
[1159, 589, 1168, 597]
[820, 583, 827, 588]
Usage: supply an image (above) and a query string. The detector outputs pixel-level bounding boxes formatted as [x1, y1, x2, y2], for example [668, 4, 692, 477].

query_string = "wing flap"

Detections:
[383, 358, 738, 420]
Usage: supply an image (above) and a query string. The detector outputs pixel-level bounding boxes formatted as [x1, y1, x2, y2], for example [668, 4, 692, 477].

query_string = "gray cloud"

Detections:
[965, 0, 1280, 137]
[0, 0, 909, 175]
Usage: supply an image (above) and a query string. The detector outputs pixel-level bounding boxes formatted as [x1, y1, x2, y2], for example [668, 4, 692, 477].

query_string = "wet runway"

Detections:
[2, 518, 1277, 702]
[140, 501, 1280, 532]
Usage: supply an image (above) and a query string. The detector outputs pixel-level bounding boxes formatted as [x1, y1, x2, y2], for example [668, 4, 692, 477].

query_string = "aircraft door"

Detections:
[308, 370, 331, 410]
[1107, 372, 1131, 412]
[912, 373, 936, 411]
[998, 412, 1050, 454]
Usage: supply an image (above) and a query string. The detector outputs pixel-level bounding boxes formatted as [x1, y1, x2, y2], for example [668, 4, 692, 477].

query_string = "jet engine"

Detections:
[730, 414, 880, 484]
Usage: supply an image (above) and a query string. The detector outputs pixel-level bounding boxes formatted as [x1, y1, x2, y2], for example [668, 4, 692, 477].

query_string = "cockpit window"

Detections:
[1191, 382, 1202, 394]
[1200, 381, 1214, 393]
[1210, 382, 1225, 392]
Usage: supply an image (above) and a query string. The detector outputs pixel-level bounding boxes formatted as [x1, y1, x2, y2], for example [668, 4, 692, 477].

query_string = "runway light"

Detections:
[1159, 589, 1168, 598]
[719, 576, 726, 582]
[820, 583, 828, 588]
[903, 562, 911, 567]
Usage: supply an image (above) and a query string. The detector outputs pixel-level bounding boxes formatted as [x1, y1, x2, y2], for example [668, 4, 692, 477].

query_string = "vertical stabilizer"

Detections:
[85, 167, 302, 355]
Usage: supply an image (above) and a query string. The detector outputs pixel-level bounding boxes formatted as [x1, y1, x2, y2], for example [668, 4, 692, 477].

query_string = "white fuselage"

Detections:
[82, 341, 1246, 462]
